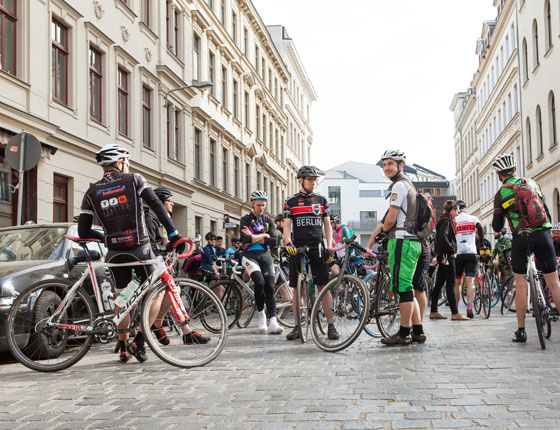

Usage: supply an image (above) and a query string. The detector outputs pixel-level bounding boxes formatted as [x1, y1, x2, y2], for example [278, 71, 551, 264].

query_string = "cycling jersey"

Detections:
[333, 224, 354, 259]
[239, 212, 277, 252]
[455, 212, 482, 255]
[283, 192, 329, 245]
[387, 178, 417, 240]
[81, 171, 150, 250]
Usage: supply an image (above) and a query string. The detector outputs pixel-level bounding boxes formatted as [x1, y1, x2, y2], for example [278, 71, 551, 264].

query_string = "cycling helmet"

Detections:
[275, 213, 284, 223]
[297, 165, 325, 179]
[381, 149, 406, 163]
[330, 213, 341, 224]
[250, 190, 268, 202]
[456, 200, 467, 211]
[205, 231, 216, 240]
[154, 187, 173, 201]
[492, 154, 516, 172]
[96, 144, 129, 166]
[552, 224, 560, 232]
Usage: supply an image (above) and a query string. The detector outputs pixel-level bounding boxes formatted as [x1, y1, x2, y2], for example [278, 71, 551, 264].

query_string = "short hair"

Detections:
[444, 200, 458, 213]
[500, 168, 515, 177]
[216, 236, 223, 241]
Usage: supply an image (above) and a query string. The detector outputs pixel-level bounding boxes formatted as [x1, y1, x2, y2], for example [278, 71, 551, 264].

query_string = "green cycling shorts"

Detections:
[387, 238, 422, 293]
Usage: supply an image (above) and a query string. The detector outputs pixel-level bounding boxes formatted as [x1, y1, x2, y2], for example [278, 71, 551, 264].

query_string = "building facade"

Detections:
[0, 0, 313, 241]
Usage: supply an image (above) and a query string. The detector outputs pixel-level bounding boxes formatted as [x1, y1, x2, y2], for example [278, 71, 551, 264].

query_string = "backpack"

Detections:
[182, 249, 203, 280]
[501, 177, 548, 230]
[391, 178, 435, 240]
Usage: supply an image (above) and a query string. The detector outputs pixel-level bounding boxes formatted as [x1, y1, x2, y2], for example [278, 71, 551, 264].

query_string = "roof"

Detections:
[325, 161, 389, 183]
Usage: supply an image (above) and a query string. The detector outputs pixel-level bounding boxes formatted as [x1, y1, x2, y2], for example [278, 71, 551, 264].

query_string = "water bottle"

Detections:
[114, 279, 140, 308]
[101, 281, 114, 311]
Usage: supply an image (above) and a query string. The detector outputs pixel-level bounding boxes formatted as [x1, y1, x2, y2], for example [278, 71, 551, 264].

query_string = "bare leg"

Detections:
[414, 290, 427, 323]
[514, 274, 528, 328]
[317, 284, 334, 324]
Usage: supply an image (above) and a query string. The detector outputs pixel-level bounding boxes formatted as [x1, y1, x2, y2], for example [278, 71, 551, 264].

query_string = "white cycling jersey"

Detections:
[456, 212, 481, 255]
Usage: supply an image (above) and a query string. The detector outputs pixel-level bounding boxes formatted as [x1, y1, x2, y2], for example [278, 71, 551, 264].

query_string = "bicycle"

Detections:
[6, 237, 227, 372]
[310, 237, 370, 352]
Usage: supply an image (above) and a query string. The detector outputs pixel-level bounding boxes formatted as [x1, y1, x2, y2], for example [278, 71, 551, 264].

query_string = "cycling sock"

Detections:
[399, 326, 411, 337]
[134, 332, 145, 349]
[467, 303, 473, 308]
[328, 323, 335, 329]
[412, 324, 424, 335]
[118, 339, 127, 351]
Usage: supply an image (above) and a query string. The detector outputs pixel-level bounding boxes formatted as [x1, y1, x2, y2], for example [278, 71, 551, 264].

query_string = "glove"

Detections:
[168, 233, 185, 254]
[325, 249, 334, 264]
[285, 242, 297, 256]
[375, 232, 387, 243]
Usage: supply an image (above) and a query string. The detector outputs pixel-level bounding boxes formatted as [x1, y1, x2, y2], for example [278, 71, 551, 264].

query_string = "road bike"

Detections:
[6, 237, 227, 372]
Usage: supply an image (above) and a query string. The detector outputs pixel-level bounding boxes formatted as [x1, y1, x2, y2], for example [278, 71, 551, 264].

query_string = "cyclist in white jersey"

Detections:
[454, 200, 484, 318]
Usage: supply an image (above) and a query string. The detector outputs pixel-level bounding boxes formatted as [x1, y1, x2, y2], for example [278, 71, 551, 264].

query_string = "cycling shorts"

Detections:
[242, 250, 274, 278]
[412, 243, 431, 292]
[455, 254, 477, 278]
[106, 243, 155, 292]
[289, 243, 329, 288]
[511, 228, 557, 275]
[387, 238, 422, 293]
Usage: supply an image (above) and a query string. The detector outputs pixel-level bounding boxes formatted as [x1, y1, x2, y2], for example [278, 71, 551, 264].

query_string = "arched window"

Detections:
[536, 105, 544, 156]
[532, 20, 540, 69]
[522, 38, 529, 82]
[526, 117, 533, 164]
[549, 91, 558, 147]
[545, 1, 553, 50]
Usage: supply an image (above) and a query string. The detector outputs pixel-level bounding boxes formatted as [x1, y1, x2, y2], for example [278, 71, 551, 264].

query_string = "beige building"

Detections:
[0, 0, 314, 240]
[518, 0, 560, 223]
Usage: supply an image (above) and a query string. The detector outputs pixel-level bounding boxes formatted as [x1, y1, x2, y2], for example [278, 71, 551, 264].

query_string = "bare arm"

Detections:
[366, 222, 384, 250]
[383, 206, 399, 232]
[283, 218, 293, 244]
[323, 216, 333, 249]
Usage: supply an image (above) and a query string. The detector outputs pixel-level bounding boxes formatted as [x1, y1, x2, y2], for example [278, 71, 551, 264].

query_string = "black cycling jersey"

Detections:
[239, 212, 278, 252]
[283, 191, 330, 246]
[145, 208, 164, 253]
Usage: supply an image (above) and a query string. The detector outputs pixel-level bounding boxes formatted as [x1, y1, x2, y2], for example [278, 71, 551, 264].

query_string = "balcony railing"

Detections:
[347, 220, 378, 232]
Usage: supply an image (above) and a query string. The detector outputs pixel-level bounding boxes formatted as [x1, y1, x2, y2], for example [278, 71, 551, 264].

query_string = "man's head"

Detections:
[330, 213, 341, 229]
[250, 190, 267, 216]
[381, 150, 406, 181]
[96, 144, 130, 173]
[456, 200, 467, 213]
[297, 165, 324, 194]
[552, 224, 560, 243]
[493, 154, 516, 182]
[205, 231, 216, 245]
[216, 236, 223, 248]
[154, 187, 174, 214]
[231, 237, 241, 249]
[494, 228, 506, 240]
[274, 213, 284, 231]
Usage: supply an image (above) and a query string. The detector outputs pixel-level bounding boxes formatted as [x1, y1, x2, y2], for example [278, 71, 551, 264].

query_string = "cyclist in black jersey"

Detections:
[240, 190, 283, 334]
[78, 144, 192, 363]
[283, 165, 339, 341]
[145, 187, 174, 253]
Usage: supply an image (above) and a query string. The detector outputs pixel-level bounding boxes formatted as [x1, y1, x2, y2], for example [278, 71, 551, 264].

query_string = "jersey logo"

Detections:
[456, 222, 475, 234]
[312, 204, 321, 215]
[390, 193, 398, 202]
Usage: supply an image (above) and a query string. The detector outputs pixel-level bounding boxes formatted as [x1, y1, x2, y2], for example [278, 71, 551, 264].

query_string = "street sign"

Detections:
[5, 133, 41, 171]
[225, 222, 238, 229]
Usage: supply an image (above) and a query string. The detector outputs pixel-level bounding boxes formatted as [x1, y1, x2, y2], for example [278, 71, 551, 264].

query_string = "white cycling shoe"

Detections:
[257, 310, 268, 333]
[268, 316, 284, 335]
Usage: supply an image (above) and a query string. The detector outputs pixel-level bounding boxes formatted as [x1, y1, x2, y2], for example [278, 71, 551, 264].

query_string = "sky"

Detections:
[251, 0, 498, 180]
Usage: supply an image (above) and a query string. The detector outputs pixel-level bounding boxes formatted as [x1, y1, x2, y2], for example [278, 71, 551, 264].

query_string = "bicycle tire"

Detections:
[295, 274, 307, 343]
[6, 280, 95, 373]
[362, 273, 382, 338]
[302, 282, 313, 343]
[375, 276, 400, 338]
[274, 283, 294, 328]
[529, 273, 546, 350]
[142, 282, 227, 368]
[461, 277, 468, 306]
[311, 274, 369, 352]
[500, 275, 514, 303]
[489, 275, 500, 307]
[237, 283, 256, 329]
[208, 280, 244, 330]
[500, 277, 516, 315]
[482, 274, 491, 319]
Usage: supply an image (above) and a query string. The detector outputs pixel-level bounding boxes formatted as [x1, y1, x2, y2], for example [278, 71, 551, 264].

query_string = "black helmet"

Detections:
[231, 237, 240, 243]
[456, 200, 467, 211]
[154, 187, 173, 202]
[275, 213, 284, 223]
[205, 231, 216, 240]
[297, 165, 324, 179]
[330, 213, 340, 224]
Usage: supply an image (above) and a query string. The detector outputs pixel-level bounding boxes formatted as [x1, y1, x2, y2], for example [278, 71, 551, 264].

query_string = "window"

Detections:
[537, 105, 543, 156]
[328, 186, 341, 206]
[210, 220, 216, 235]
[208, 52, 215, 96]
[256, 171, 261, 190]
[142, 0, 152, 27]
[195, 215, 202, 236]
[245, 162, 250, 201]
[522, 38, 528, 82]
[231, 11, 237, 43]
[233, 79, 238, 118]
[53, 175, 68, 222]
[243, 28, 248, 54]
[262, 114, 266, 145]
[89, 46, 103, 122]
[526, 118, 532, 164]
[255, 45, 259, 71]
[210, 139, 216, 186]
[255, 105, 260, 139]
[52, 19, 69, 105]
[221, 66, 227, 106]
[193, 34, 200, 81]
[220, 0, 225, 24]
[166, 105, 171, 155]
[532, 20, 540, 69]
[234, 155, 239, 197]
[359, 190, 383, 197]
[222, 148, 228, 192]
[142, 85, 151, 148]
[0, 0, 16, 74]
[117, 68, 128, 136]
[545, 1, 552, 51]
[167, 108, 180, 160]
[174, 9, 179, 56]
[549, 91, 557, 147]
[244, 91, 249, 127]
[194, 128, 202, 180]
[360, 211, 377, 224]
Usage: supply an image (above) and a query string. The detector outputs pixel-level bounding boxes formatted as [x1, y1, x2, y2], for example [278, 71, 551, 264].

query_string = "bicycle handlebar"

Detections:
[175, 237, 195, 260]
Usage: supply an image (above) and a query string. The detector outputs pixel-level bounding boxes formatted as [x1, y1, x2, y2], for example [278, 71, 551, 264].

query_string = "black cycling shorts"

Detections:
[106, 243, 155, 291]
[455, 253, 477, 278]
[412, 243, 431, 292]
[289, 243, 329, 288]
[511, 228, 557, 275]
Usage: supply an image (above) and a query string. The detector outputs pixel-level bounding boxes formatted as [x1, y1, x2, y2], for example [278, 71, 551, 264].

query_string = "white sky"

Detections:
[252, 0, 498, 180]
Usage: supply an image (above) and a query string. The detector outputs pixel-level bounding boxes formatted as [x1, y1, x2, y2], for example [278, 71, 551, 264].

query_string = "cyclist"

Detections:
[490, 229, 512, 285]
[201, 231, 222, 282]
[329, 213, 355, 276]
[78, 144, 188, 363]
[491, 154, 560, 343]
[454, 200, 485, 319]
[283, 165, 339, 341]
[144, 187, 174, 253]
[377, 150, 425, 346]
[225, 237, 242, 277]
[552, 224, 560, 258]
[240, 190, 283, 334]
[216, 236, 227, 276]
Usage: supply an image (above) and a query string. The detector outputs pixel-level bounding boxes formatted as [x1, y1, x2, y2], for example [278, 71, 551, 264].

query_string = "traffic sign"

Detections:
[5, 132, 41, 171]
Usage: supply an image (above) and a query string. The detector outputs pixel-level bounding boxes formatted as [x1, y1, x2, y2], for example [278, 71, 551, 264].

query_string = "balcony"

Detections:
[347, 220, 378, 232]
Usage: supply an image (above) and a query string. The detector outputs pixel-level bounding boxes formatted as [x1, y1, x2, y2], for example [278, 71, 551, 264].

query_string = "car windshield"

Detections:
[0, 227, 67, 261]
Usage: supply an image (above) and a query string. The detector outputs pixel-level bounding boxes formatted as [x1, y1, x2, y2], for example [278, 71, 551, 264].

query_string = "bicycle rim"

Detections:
[490, 276, 500, 307]
[210, 280, 244, 330]
[274, 283, 294, 328]
[375, 276, 400, 338]
[362, 274, 381, 338]
[303, 283, 312, 342]
[295, 277, 306, 343]
[482, 275, 491, 319]
[501, 278, 516, 315]
[143, 282, 227, 368]
[237, 287, 256, 329]
[529, 275, 545, 350]
[7, 280, 95, 373]
[311, 274, 369, 352]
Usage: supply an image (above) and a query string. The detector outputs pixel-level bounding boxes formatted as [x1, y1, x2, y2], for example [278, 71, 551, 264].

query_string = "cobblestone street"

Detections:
[2, 309, 560, 430]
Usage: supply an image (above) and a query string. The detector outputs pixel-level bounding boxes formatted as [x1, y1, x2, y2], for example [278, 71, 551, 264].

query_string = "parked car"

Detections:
[0, 223, 109, 353]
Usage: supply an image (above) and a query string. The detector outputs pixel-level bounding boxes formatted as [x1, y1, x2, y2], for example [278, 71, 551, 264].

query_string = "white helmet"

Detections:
[250, 190, 268, 203]
[96, 144, 130, 166]
[381, 149, 406, 163]
[552, 224, 560, 232]
[492, 154, 516, 172]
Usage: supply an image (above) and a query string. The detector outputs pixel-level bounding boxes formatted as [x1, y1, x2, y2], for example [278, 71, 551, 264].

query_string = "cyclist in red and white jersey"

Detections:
[454, 200, 484, 318]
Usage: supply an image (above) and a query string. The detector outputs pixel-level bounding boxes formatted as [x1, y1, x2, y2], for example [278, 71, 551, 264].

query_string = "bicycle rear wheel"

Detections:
[237, 282, 256, 329]
[311, 274, 369, 352]
[362, 273, 382, 338]
[6, 280, 95, 373]
[481, 274, 492, 319]
[143, 282, 227, 368]
[501, 277, 516, 315]
[375, 276, 400, 338]
[274, 283, 294, 328]
[529, 273, 546, 350]
[209, 280, 244, 330]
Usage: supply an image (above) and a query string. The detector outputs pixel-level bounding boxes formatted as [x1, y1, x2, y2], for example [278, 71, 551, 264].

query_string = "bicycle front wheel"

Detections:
[375, 276, 400, 338]
[501, 277, 516, 315]
[481, 275, 492, 319]
[143, 281, 227, 368]
[6, 280, 95, 373]
[312, 274, 369, 352]
[274, 283, 294, 328]
[237, 283, 256, 329]
[209, 280, 244, 330]
[529, 273, 545, 350]
[362, 273, 382, 338]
